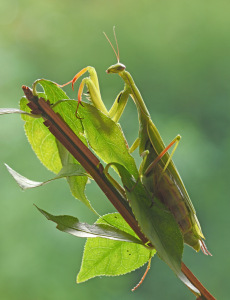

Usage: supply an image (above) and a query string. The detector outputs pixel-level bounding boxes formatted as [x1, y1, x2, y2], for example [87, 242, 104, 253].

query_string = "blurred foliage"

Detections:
[0, 0, 229, 299]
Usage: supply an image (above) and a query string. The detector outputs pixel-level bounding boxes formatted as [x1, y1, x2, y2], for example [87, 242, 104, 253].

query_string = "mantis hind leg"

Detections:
[131, 257, 152, 292]
[144, 134, 181, 177]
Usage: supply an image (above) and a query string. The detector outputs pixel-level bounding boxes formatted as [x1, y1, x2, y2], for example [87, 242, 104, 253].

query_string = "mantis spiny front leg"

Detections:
[59, 66, 107, 116]
[60, 65, 129, 122]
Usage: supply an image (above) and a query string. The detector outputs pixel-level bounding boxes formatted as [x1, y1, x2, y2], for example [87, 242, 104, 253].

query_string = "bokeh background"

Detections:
[0, 1, 229, 299]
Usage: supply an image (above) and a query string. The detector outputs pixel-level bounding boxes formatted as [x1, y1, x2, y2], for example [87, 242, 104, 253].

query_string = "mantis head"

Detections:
[106, 62, 126, 74]
[104, 28, 126, 74]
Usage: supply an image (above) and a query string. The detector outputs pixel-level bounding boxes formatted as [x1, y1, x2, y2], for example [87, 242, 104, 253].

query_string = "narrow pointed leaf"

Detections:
[77, 213, 155, 283]
[36, 207, 143, 244]
[5, 163, 88, 190]
[0, 108, 30, 115]
[5, 164, 43, 189]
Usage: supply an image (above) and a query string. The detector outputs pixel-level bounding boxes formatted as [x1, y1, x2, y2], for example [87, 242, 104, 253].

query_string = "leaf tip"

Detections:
[34, 205, 52, 221]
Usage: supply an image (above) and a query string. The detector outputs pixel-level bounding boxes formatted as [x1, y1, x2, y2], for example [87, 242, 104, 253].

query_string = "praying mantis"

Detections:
[60, 29, 210, 257]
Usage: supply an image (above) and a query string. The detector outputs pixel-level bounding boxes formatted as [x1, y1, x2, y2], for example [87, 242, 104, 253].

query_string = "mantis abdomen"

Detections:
[149, 164, 201, 252]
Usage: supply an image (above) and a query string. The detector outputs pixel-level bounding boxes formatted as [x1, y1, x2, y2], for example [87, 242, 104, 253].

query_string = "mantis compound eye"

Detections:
[106, 62, 126, 74]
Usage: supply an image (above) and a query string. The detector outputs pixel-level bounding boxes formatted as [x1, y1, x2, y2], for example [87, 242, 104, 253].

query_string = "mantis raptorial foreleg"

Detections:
[108, 89, 130, 122]
[60, 66, 108, 116]
[59, 66, 130, 122]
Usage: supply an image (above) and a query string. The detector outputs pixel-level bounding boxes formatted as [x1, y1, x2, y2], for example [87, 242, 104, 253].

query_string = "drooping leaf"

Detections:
[36, 207, 143, 244]
[77, 213, 155, 283]
[55, 140, 96, 213]
[78, 103, 139, 180]
[110, 163, 200, 295]
[5, 163, 88, 190]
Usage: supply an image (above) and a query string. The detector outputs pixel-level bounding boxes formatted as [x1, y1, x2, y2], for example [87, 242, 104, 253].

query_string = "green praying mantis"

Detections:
[60, 29, 211, 257]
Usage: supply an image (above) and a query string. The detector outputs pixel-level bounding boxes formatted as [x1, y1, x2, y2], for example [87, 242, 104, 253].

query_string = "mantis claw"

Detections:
[75, 112, 83, 120]
[75, 100, 84, 119]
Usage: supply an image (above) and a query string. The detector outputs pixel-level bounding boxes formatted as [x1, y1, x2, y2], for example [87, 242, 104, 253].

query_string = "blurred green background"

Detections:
[0, 0, 229, 299]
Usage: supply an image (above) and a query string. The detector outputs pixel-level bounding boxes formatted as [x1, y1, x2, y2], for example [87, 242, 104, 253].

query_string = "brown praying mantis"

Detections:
[59, 28, 211, 291]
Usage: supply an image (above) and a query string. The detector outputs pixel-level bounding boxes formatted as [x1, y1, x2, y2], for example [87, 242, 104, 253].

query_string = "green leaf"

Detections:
[78, 103, 139, 180]
[77, 213, 155, 283]
[33, 79, 68, 105]
[56, 140, 96, 213]
[20, 80, 87, 173]
[110, 163, 200, 295]
[19, 80, 95, 212]
[20, 96, 63, 173]
[36, 207, 143, 244]
[5, 163, 88, 190]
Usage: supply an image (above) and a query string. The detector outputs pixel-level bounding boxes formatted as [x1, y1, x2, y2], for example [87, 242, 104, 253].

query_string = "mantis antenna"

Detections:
[103, 26, 120, 63]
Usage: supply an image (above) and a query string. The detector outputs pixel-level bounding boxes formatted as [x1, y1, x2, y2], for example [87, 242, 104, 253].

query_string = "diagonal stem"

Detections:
[22, 86, 216, 300]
